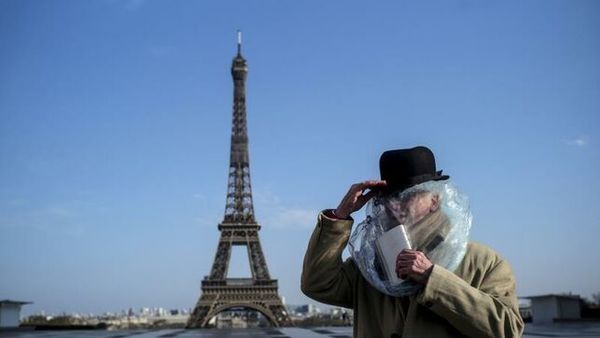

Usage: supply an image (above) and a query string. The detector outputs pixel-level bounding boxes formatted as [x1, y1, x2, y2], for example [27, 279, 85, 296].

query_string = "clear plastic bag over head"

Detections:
[348, 180, 472, 296]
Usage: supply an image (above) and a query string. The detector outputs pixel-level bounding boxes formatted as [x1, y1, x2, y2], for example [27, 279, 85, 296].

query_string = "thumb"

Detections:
[356, 189, 378, 209]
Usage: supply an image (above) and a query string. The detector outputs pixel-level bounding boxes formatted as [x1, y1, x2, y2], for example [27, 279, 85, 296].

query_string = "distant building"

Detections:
[330, 306, 353, 322]
[518, 298, 532, 322]
[0, 300, 32, 328]
[525, 294, 582, 324]
[294, 304, 321, 317]
[330, 307, 344, 318]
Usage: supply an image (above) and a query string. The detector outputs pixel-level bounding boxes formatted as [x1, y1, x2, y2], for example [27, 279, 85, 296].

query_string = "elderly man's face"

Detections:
[384, 191, 439, 226]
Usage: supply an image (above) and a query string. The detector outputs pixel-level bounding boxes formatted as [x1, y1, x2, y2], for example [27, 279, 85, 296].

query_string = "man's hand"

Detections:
[334, 180, 387, 219]
[396, 249, 433, 285]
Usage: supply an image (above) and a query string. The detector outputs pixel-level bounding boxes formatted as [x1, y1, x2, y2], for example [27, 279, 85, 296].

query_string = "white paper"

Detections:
[375, 224, 412, 285]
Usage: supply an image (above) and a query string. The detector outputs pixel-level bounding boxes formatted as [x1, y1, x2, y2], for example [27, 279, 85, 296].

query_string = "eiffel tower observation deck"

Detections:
[187, 32, 291, 328]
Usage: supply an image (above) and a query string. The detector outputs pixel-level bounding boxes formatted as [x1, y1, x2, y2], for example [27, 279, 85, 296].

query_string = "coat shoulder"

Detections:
[463, 241, 506, 272]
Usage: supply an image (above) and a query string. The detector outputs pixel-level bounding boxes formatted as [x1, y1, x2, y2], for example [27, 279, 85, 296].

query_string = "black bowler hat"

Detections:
[376, 146, 449, 194]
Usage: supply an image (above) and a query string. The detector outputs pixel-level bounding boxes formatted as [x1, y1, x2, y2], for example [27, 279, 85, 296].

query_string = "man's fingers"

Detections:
[398, 252, 419, 260]
[396, 260, 422, 270]
[356, 189, 378, 207]
[349, 180, 387, 194]
[402, 249, 421, 254]
[349, 180, 386, 200]
[363, 189, 378, 200]
[397, 267, 413, 276]
[339, 180, 387, 218]
[400, 250, 428, 260]
[396, 259, 416, 270]
[397, 257, 417, 264]
[359, 180, 387, 190]
[400, 249, 419, 255]
[397, 266, 425, 276]
[396, 256, 429, 270]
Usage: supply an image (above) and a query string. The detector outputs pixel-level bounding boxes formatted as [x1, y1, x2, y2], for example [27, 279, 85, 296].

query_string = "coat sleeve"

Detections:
[416, 260, 524, 338]
[300, 210, 357, 309]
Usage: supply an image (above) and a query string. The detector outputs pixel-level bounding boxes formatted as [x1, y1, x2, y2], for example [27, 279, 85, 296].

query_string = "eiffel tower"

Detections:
[187, 32, 291, 328]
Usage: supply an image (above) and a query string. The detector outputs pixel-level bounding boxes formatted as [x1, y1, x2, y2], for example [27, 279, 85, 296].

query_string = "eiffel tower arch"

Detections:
[187, 32, 291, 328]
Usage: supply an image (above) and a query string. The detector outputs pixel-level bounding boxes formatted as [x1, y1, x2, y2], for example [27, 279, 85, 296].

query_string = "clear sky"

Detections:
[1, 0, 599, 316]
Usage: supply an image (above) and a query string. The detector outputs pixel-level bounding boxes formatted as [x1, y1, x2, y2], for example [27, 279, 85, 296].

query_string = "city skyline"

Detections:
[1, 0, 599, 316]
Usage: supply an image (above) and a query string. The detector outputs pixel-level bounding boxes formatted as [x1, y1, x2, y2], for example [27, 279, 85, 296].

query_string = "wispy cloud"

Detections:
[253, 189, 281, 206]
[46, 206, 78, 218]
[189, 188, 318, 229]
[565, 136, 589, 147]
[254, 188, 318, 229]
[192, 193, 206, 200]
[265, 207, 318, 229]
[0, 199, 107, 236]
[194, 214, 221, 227]
[3, 198, 28, 207]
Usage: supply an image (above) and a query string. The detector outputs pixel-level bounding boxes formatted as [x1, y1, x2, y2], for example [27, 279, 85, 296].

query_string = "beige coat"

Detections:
[301, 211, 524, 338]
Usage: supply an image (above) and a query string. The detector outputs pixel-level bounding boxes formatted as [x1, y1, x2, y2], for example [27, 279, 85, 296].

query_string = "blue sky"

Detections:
[1, 0, 599, 316]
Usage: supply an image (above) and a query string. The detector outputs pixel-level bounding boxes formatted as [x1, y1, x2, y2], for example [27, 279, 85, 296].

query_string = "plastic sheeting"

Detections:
[348, 180, 472, 296]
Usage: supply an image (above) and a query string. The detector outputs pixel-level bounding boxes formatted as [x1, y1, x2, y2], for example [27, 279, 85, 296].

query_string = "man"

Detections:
[301, 146, 524, 338]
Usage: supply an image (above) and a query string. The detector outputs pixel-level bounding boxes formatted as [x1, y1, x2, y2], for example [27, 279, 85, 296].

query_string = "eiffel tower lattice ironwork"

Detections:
[187, 32, 291, 328]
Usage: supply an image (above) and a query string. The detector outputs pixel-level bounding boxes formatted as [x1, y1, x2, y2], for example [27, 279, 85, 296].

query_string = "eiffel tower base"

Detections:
[187, 279, 291, 328]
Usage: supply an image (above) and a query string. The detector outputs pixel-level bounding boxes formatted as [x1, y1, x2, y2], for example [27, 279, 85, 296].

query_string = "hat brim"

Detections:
[371, 174, 450, 195]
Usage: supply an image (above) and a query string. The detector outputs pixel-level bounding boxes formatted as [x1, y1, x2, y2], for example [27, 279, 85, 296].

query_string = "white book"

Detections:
[375, 224, 412, 285]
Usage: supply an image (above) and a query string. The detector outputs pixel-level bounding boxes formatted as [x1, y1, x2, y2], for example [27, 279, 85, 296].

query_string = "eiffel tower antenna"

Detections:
[237, 30, 242, 56]
[187, 32, 290, 328]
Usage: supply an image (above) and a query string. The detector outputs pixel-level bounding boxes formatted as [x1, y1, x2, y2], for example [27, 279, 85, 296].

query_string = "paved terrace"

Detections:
[2, 323, 600, 338]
